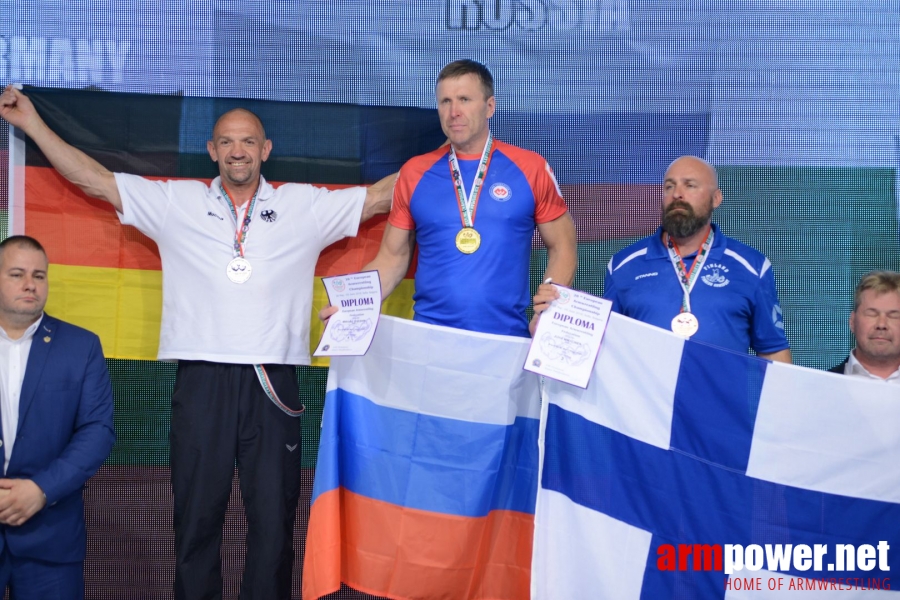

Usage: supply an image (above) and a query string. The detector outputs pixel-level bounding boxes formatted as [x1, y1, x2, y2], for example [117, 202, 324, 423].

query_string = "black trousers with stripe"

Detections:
[170, 361, 303, 600]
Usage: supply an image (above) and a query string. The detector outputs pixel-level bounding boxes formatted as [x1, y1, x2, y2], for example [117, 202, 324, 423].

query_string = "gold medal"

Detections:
[455, 227, 481, 254]
[671, 312, 699, 338]
[449, 135, 492, 256]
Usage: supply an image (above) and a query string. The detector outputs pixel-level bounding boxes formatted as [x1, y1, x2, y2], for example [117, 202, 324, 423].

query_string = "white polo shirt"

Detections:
[115, 174, 365, 365]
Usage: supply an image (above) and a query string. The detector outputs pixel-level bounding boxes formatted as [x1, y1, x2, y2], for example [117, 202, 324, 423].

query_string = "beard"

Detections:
[661, 200, 713, 239]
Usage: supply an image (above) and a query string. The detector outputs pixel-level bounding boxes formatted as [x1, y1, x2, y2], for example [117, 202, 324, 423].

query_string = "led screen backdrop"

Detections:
[2, 1, 900, 598]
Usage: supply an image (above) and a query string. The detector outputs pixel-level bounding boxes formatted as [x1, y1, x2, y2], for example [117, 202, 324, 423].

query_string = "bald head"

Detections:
[665, 156, 718, 190]
[207, 109, 273, 193]
[661, 155, 723, 240]
[212, 108, 267, 141]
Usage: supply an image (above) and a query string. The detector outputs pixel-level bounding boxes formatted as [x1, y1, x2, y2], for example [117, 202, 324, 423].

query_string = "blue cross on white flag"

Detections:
[532, 313, 899, 598]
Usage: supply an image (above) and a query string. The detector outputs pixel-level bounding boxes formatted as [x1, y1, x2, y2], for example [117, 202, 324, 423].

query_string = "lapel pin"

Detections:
[44, 336, 51, 343]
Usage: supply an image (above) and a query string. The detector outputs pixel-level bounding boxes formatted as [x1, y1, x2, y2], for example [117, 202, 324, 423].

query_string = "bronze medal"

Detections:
[671, 312, 699, 337]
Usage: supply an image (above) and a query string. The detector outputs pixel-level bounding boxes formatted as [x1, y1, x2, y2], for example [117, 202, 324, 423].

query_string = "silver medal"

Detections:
[226, 257, 252, 284]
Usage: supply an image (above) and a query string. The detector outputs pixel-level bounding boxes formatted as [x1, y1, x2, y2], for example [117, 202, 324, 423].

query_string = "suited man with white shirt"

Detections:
[0, 235, 115, 600]
[829, 270, 900, 383]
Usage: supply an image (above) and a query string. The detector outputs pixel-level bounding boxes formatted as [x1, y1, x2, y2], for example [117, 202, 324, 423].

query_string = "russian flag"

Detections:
[303, 316, 541, 600]
[532, 314, 900, 598]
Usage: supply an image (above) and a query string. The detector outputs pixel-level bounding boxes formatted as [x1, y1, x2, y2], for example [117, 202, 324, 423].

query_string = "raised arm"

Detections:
[0, 85, 121, 211]
[360, 172, 398, 223]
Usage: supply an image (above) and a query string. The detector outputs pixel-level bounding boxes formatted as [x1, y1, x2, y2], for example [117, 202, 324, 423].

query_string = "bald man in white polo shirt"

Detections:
[1, 85, 395, 600]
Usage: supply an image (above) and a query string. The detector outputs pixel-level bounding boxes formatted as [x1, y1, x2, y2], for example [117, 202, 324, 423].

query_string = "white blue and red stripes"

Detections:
[304, 316, 540, 600]
[303, 312, 900, 599]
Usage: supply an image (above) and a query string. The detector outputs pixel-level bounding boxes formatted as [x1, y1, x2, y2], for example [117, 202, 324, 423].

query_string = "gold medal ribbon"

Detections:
[447, 132, 494, 230]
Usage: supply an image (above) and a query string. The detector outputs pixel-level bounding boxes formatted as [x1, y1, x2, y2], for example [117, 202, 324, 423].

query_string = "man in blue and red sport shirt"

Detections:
[356, 59, 577, 337]
[582, 156, 791, 362]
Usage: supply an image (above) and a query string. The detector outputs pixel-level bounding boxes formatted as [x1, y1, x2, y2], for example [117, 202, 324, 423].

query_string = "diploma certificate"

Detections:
[524, 285, 612, 389]
[314, 270, 382, 357]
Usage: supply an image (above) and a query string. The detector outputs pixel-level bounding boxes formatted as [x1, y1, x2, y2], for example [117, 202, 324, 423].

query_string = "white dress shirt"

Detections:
[0, 317, 42, 474]
[845, 351, 900, 384]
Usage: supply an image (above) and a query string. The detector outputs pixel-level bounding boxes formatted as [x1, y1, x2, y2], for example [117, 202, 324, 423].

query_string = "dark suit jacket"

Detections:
[0, 314, 115, 564]
[829, 357, 849, 374]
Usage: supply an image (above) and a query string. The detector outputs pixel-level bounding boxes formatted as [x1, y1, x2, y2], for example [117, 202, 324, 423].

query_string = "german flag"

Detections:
[12, 87, 449, 595]
[21, 86, 444, 365]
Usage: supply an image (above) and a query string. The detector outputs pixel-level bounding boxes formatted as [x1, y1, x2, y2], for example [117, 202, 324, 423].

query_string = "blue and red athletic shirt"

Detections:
[389, 141, 568, 337]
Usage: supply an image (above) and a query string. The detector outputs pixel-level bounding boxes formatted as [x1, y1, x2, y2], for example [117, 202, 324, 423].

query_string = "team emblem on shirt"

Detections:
[701, 263, 730, 288]
[772, 305, 785, 330]
[261, 209, 277, 222]
[489, 183, 512, 202]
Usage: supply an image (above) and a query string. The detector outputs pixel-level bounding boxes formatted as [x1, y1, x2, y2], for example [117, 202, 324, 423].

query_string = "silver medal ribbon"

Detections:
[222, 184, 261, 284]
[221, 184, 301, 416]
[254, 366, 304, 418]
[221, 183, 261, 260]
[665, 226, 715, 314]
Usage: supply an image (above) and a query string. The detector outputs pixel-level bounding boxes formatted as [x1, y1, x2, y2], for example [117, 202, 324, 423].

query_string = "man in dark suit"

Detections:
[829, 270, 900, 383]
[0, 235, 115, 599]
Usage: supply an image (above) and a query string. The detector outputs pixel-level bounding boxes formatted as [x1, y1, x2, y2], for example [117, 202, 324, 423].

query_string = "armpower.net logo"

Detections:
[657, 542, 891, 592]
